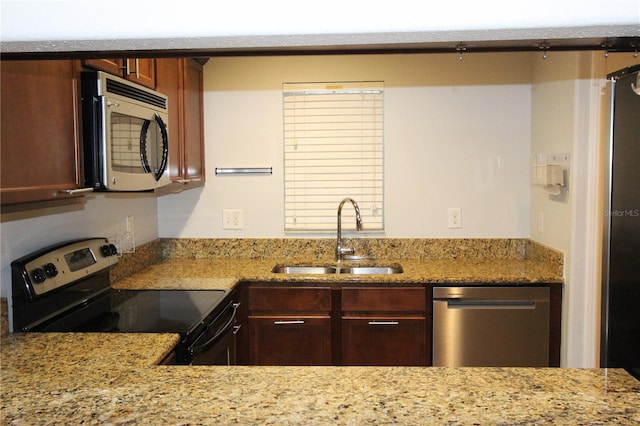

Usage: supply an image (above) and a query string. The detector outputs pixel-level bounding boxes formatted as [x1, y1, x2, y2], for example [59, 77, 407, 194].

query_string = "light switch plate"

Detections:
[223, 209, 243, 230]
[448, 208, 462, 229]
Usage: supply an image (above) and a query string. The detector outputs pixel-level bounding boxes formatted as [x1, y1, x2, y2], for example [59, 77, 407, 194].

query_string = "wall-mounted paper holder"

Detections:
[532, 154, 569, 195]
[215, 167, 273, 175]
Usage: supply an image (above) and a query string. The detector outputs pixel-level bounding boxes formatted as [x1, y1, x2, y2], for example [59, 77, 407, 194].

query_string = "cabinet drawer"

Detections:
[342, 287, 425, 312]
[342, 317, 426, 366]
[249, 316, 331, 365]
[248, 287, 331, 313]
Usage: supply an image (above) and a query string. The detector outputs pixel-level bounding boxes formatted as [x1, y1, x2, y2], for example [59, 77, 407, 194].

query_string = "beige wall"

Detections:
[529, 51, 638, 367]
[158, 52, 534, 238]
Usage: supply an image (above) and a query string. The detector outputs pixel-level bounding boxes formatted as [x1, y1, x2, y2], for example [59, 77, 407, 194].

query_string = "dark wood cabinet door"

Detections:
[341, 286, 428, 366]
[83, 58, 123, 75]
[342, 317, 426, 366]
[83, 58, 155, 89]
[249, 286, 332, 313]
[249, 316, 331, 365]
[127, 58, 156, 89]
[182, 59, 205, 184]
[155, 58, 204, 190]
[155, 58, 184, 181]
[342, 287, 426, 312]
[1, 60, 85, 207]
[247, 285, 332, 365]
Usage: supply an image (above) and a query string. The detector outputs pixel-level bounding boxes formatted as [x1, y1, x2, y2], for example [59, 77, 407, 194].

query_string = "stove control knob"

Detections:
[100, 244, 119, 257]
[31, 268, 46, 283]
[43, 263, 58, 278]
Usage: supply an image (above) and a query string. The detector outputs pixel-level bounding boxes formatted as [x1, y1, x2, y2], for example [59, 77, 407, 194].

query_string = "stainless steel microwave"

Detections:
[81, 71, 170, 191]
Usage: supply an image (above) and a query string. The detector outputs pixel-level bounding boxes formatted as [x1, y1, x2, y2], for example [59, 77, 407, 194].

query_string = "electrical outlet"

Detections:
[126, 215, 135, 234]
[120, 215, 135, 253]
[223, 209, 243, 230]
[448, 208, 462, 229]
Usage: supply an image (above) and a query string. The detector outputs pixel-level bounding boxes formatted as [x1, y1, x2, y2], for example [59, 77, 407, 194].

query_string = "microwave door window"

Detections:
[140, 113, 169, 181]
[110, 113, 169, 181]
[110, 113, 147, 175]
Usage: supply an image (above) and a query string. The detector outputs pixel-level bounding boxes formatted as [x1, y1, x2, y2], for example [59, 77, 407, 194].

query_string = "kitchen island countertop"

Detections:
[1, 332, 639, 424]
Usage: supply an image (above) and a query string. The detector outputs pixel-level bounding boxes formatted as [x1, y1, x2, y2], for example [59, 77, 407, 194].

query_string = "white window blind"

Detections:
[283, 81, 384, 232]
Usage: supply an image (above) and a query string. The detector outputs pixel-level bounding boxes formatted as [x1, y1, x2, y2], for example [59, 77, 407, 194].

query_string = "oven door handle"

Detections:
[190, 302, 239, 356]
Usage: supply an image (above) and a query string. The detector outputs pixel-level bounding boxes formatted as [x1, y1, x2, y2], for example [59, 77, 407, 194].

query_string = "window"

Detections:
[283, 81, 384, 232]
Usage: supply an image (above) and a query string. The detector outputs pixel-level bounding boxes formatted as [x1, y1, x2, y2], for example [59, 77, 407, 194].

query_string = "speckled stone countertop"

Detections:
[2, 332, 639, 425]
[112, 257, 563, 292]
[3, 238, 592, 424]
[110, 238, 564, 291]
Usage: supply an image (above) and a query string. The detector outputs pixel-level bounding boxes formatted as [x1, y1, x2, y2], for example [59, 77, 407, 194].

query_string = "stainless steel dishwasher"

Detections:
[432, 286, 550, 367]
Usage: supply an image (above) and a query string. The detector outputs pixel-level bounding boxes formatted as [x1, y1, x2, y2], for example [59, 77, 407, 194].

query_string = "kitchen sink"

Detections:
[343, 266, 403, 274]
[271, 266, 338, 274]
[271, 264, 403, 275]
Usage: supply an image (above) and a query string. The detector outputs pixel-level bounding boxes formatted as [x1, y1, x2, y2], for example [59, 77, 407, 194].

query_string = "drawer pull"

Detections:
[368, 321, 399, 326]
[274, 320, 305, 325]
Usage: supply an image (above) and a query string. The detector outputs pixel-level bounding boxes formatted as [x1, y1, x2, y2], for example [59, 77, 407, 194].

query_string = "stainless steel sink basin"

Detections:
[271, 264, 403, 275]
[341, 266, 403, 275]
[271, 265, 338, 274]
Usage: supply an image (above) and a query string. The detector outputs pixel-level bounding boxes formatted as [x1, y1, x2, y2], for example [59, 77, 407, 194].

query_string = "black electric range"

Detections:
[11, 238, 237, 364]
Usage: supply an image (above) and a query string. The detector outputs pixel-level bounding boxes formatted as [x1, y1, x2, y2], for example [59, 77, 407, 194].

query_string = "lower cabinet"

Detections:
[243, 282, 557, 367]
[249, 316, 331, 365]
[245, 283, 429, 366]
[247, 286, 332, 365]
[341, 287, 427, 366]
[342, 318, 426, 366]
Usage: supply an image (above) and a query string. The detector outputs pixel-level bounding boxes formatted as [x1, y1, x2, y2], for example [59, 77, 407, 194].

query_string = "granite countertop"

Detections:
[2, 332, 639, 424]
[112, 257, 564, 291]
[5, 240, 600, 424]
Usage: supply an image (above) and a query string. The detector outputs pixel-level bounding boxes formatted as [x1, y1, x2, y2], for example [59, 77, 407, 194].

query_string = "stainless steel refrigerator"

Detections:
[601, 64, 640, 380]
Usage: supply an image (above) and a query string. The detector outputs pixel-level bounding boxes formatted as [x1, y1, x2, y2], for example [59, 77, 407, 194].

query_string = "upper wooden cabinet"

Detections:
[155, 58, 205, 191]
[1, 60, 88, 208]
[83, 58, 156, 89]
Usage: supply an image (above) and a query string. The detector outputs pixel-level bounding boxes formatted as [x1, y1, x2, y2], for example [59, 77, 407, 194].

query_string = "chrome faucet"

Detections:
[336, 197, 363, 261]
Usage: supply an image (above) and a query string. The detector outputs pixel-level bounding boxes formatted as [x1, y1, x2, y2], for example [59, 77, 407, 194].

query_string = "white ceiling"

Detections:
[1, 0, 639, 54]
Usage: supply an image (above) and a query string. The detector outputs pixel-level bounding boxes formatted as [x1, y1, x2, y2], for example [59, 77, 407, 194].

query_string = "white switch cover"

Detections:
[448, 208, 462, 229]
[223, 209, 243, 230]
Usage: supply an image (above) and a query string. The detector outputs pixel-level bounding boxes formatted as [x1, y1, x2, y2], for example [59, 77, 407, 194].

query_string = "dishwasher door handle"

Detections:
[440, 299, 536, 309]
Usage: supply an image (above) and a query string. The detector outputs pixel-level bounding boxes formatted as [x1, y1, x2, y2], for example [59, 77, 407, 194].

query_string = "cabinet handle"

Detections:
[174, 178, 203, 184]
[273, 320, 305, 325]
[59, 188, 94, 195]
[367, 321, 399, 326]
[121, 59, 139, 79]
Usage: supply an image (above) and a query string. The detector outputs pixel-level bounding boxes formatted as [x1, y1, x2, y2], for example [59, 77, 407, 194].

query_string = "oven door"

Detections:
[189, 302, 240, 365]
